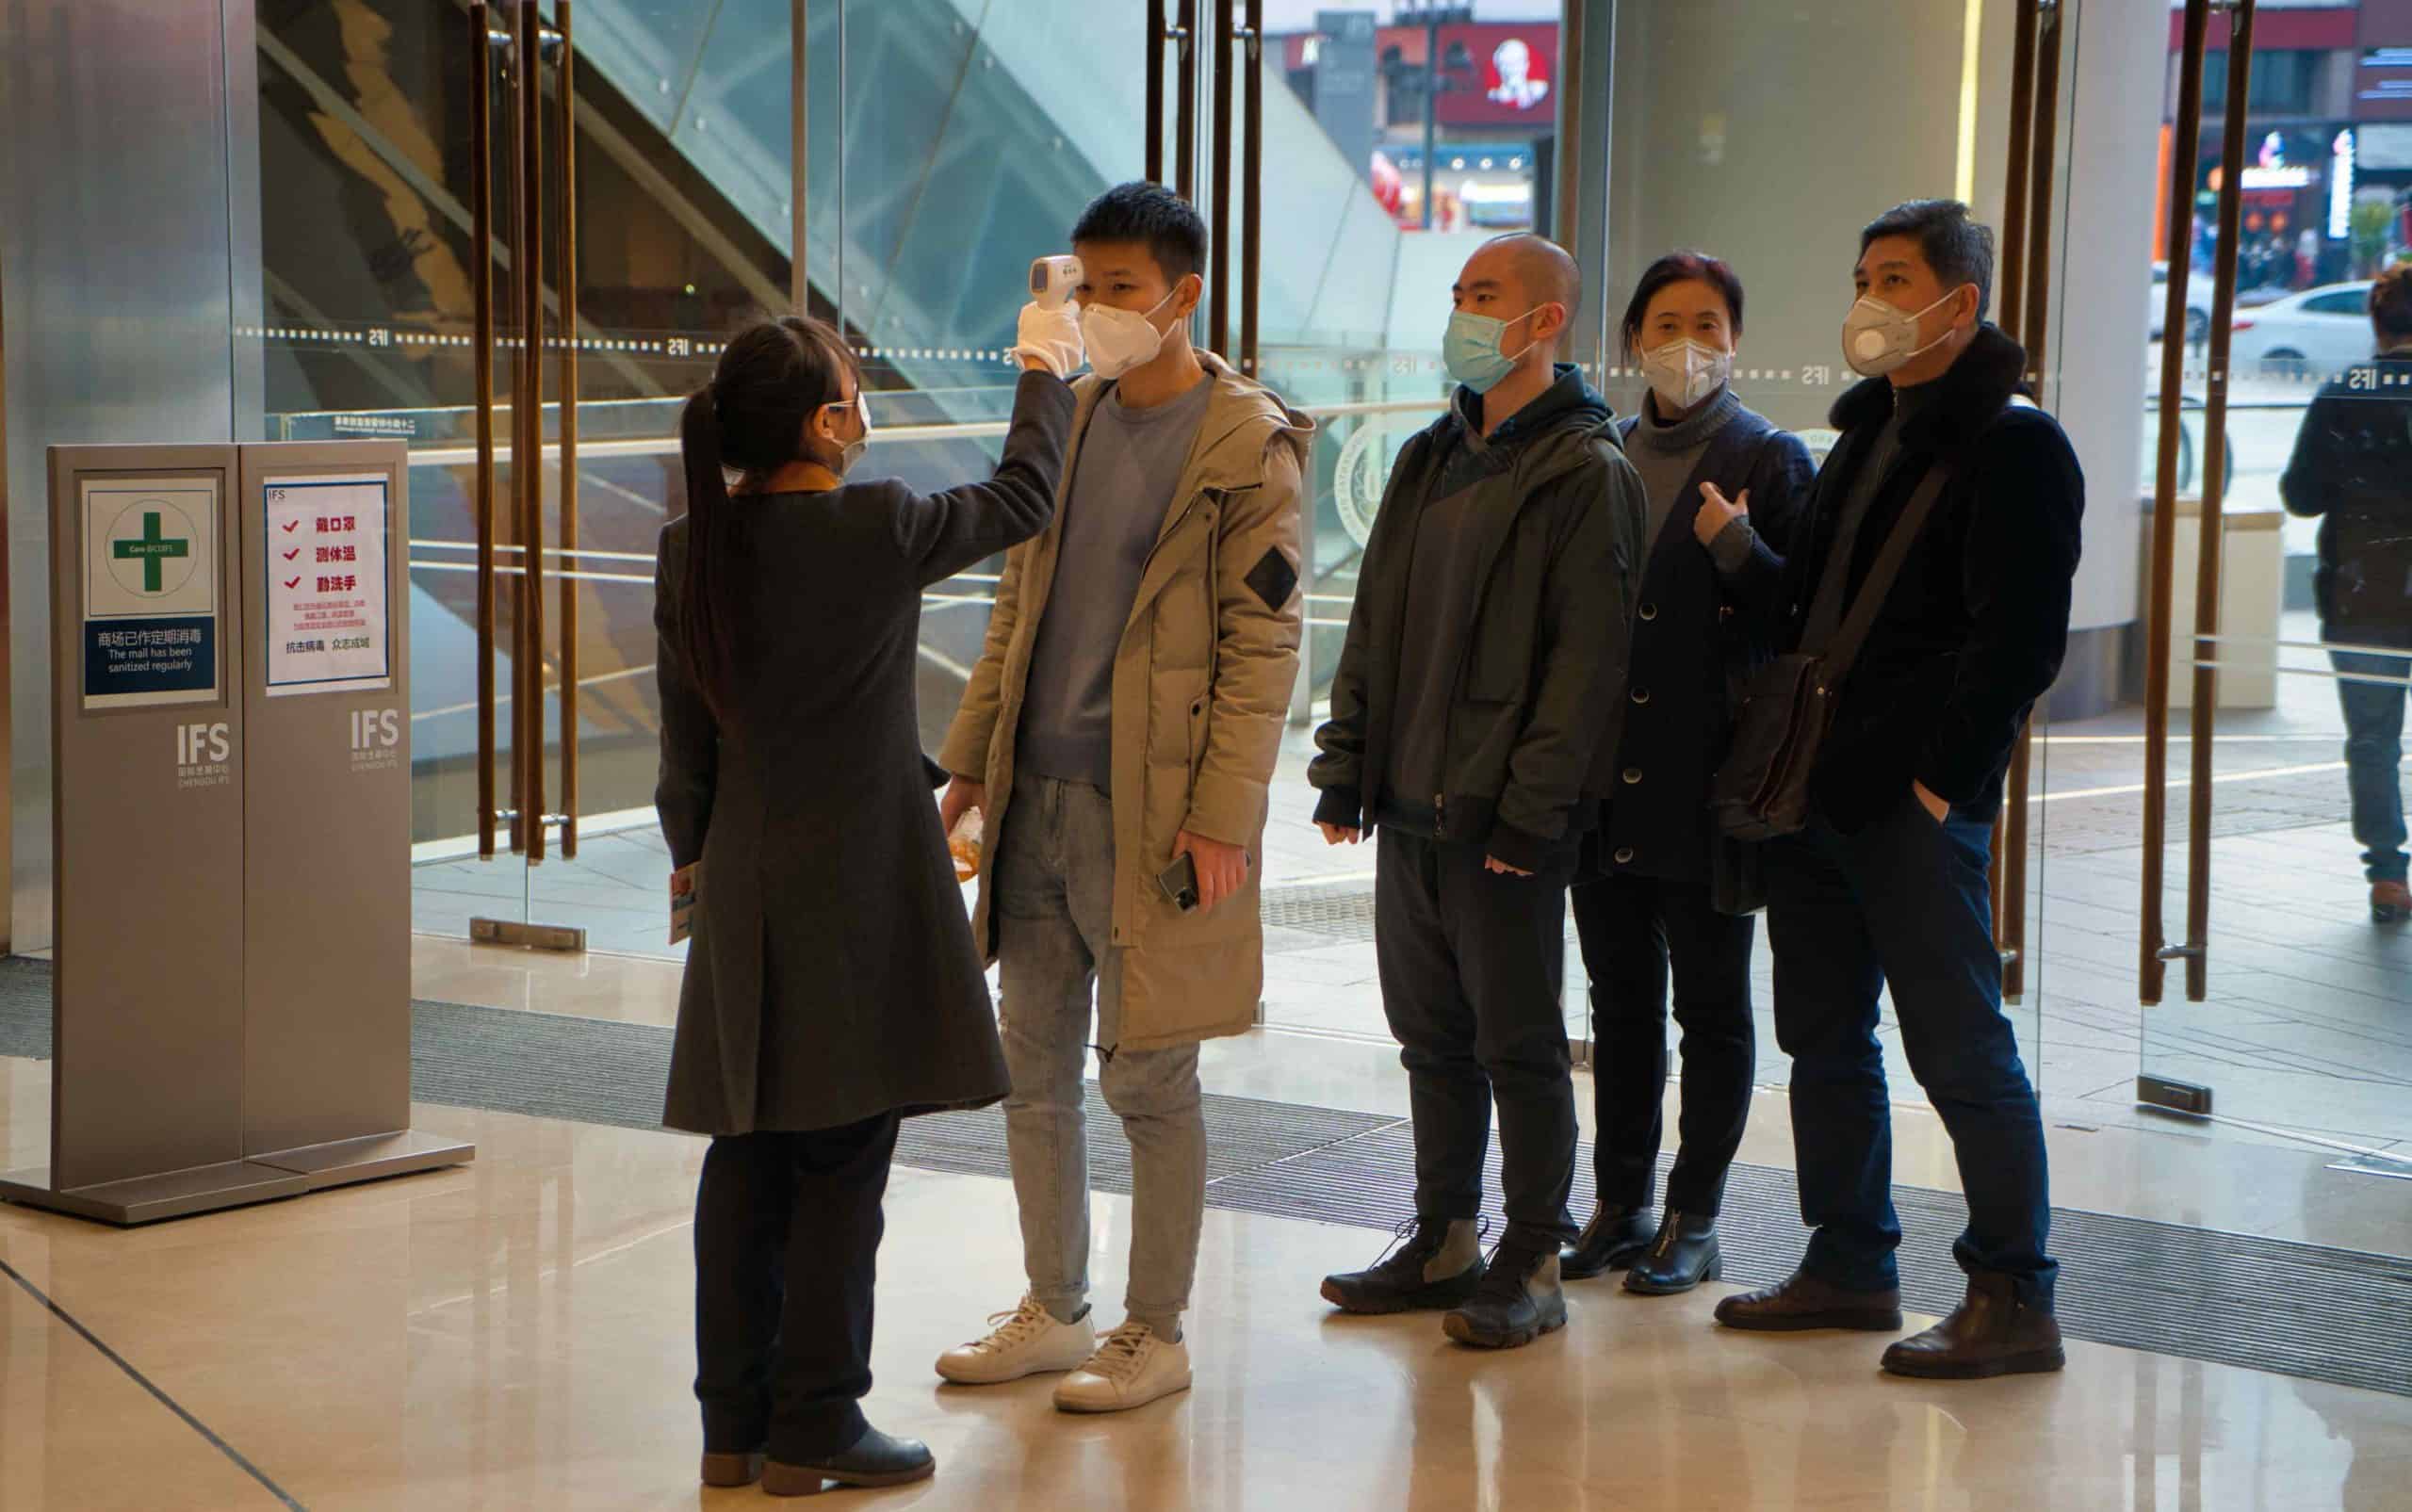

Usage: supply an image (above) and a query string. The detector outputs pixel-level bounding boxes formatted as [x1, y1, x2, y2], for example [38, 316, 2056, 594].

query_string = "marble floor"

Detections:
[0, 1095, 2407, 1511]
[1, 934, 2408, 1509]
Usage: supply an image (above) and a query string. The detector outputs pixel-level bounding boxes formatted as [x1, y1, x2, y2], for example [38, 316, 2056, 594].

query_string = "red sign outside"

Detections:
[1430, 23, 1560, 128]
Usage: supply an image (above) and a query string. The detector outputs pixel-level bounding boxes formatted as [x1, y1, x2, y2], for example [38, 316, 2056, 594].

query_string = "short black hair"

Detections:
[2373, 264, 2412, 337]
[1620, 251, 1746, 361]
[1861, 199, 1996, 321]
[1071, 182, 1207, 284]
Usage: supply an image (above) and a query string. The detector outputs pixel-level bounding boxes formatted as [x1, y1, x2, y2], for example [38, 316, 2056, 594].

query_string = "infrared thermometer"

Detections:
[1030, 254, 1083, 311]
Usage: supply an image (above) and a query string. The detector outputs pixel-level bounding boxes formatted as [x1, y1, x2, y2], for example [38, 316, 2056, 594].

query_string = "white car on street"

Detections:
[2149, 262, 2213, 345]
[2226, 281, 2376, 380]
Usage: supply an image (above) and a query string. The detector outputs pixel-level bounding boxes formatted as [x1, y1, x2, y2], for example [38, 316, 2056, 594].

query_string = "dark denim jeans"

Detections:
[2332, 647, 2410, 885]
[1763, 795, 2059, 1307]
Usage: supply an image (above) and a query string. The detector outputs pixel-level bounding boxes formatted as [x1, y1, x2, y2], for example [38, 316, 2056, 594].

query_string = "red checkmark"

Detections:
[283, 548, 300, 561]
[281, 521, 301, 534]
[284, 577, 301, 590]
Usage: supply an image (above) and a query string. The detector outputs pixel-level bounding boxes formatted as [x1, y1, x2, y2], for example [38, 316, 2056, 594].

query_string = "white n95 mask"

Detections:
[1841, 288, 1965, 378]
[1642, 338, 1732, 413]
[1082, 287, 1180, 380]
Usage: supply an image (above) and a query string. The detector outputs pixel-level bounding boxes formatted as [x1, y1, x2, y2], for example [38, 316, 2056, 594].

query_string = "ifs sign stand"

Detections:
[0, 441, 471, 1225]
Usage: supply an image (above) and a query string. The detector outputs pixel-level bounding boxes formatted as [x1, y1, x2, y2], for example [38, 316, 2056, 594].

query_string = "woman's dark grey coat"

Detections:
[654, 371, 1076, 1134]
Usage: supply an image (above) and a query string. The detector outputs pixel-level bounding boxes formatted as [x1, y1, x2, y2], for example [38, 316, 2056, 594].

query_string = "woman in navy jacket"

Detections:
[1560, 253, 1813, 1294]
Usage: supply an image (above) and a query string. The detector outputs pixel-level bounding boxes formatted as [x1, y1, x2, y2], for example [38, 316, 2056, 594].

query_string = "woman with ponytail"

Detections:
[655, 304, 1080, 1495]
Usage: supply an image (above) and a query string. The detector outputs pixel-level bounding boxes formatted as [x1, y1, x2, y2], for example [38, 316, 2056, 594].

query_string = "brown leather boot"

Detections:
[1882, 1273, 2065, 1379]
[1713, 1269, 1903, 1333]
[2373, 880, 2410, 925]
[700, 1451, 763, 1488]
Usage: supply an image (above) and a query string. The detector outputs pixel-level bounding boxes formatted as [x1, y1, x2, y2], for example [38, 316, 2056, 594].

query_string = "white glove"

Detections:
[1012, 300, 1085, 379]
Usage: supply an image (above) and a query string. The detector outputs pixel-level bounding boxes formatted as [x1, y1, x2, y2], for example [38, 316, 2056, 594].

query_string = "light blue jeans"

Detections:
[994, 776, 1205, 1335]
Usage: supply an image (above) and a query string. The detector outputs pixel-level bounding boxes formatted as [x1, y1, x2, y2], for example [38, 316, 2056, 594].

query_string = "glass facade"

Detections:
[3, 0, 2408, 1242]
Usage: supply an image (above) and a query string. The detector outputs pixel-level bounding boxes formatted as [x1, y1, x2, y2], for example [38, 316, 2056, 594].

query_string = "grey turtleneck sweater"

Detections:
[1631, 386, 1753, 571]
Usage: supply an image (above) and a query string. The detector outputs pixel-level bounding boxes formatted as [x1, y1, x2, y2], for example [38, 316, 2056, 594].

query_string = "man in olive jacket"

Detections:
[1311, 234, 1647, 1351]
[934, 185, 1310, 1414]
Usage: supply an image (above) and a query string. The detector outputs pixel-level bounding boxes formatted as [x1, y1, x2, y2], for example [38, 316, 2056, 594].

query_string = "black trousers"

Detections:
[1374, 830, 1578, 1252]
[1570, 871, 1757, 1217]
[693, 1113, 901, 1463]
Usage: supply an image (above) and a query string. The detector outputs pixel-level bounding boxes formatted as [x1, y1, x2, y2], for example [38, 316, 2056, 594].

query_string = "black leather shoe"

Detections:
[1714, 1269, 1903, 1333]
[1558, 1203, 1654, 1281]
[1322, 1216, 1486, 1314]
[762, 1428, 937, 1497]
[1882, 1273, 2065, 1379]
[1623, 1211, 1721, 1296]
[1442, 1244, 1568, 1350]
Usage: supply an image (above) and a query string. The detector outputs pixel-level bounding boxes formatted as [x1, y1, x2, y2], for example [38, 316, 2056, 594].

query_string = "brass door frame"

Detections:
[466, 0, 584, 946]
[2141, 0, 2252, 1021]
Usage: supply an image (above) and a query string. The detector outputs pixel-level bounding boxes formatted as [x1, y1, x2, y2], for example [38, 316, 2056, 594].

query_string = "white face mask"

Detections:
[1841, 287, 1966, 378]
[1641, 337, 1733, 414]
[1081, 285, 1182, 380]
[820, 397, 871, 477]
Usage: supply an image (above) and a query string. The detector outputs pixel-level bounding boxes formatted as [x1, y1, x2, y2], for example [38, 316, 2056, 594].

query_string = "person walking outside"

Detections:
[2280, 264, 2412, 924]
[655, 306, 1079, 1495]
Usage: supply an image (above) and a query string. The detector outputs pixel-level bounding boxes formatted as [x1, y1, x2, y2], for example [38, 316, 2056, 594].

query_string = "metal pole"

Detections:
[2000, 0, 2063, 1004]
[1148, 0, 1167, 186]
[790, 0, 808, 311]
[556, 0, 579, 861]
[1239, 0, 1261, 377]
[1420, 7, 1438, 231]
[2183, 0, 2258, 1002]
[517, 0, 547, 865]
[1990, 0, 2040, 961]
[1177, 0, 1198, 202]
[470, 1, 499, 860]
[1212, 0, 1235, 357]
[2141, 0, 2214, 1006]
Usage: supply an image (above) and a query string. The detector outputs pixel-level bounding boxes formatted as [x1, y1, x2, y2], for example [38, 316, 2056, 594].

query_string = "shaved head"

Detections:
[1483, 233, 1581, 321]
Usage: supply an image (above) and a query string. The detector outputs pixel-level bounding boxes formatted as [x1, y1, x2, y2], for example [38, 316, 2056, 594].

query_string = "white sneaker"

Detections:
[1051, 1322, 1194, 1414]
[935, 1295, 1098, 1385]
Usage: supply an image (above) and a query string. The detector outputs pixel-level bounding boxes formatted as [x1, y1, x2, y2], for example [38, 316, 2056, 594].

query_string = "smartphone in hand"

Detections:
[1157, 853, 1200, 912]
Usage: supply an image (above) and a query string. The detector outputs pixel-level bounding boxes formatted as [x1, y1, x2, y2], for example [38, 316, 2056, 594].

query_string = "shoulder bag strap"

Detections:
[1819, 465, 1951, 682]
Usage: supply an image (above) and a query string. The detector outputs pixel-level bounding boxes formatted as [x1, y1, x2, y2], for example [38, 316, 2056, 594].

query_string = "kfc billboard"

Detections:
[1433, 24, 1559, 128]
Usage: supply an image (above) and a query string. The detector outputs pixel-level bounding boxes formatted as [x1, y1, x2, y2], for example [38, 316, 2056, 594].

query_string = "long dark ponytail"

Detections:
[677, 315, 856, 722]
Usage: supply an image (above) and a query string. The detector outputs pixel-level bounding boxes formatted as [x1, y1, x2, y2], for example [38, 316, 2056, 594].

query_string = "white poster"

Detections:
[264, 473, 391, 697]
[80, 477, 221, 711]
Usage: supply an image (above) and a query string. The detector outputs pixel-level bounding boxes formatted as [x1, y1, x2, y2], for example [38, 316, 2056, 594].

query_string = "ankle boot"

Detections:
[762, 1427, 937, 1497]
[1882, 1273, 2065, 1380]
[1623, 1211, 1720, 1296]
[1442, 1244, 1568, 1350]
[1322, 1216, 1486, 1314]
[1558, 1203, 1654, 1281]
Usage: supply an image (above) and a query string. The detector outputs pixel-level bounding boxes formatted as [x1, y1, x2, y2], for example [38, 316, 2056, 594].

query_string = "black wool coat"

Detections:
[653, 371, 1076, 1135]
[1593, 402, 1813, 908]
[1779, 324, 2085, 834]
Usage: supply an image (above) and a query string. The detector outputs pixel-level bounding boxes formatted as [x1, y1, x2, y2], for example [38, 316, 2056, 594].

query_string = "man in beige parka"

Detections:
[931, 184, 1310, 1416]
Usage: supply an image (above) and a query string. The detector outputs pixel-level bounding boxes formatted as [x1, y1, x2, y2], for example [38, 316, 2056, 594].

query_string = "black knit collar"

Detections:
[1829, 322, 2030, 459]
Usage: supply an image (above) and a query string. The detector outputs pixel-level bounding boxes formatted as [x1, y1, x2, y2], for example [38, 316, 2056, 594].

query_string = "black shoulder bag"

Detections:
[1708, 466, 1950, 841]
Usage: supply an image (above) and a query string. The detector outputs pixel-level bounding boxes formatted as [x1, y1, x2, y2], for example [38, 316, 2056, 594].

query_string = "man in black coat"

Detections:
[1713, 201, 2084, 1380]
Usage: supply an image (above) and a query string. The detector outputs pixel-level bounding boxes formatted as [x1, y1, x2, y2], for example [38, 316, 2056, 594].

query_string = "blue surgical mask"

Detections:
[1442, 305, 1545, 394]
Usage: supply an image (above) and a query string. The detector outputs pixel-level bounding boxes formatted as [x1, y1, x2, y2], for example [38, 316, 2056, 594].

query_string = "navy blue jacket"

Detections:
[1782, 324, 2085, 833]
[1590, 402, 1812, 909]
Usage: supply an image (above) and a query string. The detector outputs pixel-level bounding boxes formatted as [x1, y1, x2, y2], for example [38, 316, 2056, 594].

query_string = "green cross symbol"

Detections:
[112, 512, 191, 593]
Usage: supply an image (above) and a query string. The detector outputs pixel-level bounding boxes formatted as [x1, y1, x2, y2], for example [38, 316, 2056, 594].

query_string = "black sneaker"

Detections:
[1321, 1216, 1486, 1314]
[1442, 1243, 1567, 1350]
